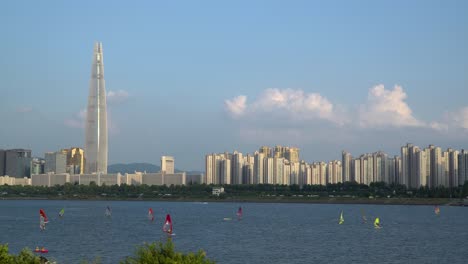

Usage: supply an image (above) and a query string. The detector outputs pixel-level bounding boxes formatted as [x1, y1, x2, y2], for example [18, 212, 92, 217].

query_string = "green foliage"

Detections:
[122, 240, 215, 264]
[0, 244, 42, 264]
[0, 181, 464, 200]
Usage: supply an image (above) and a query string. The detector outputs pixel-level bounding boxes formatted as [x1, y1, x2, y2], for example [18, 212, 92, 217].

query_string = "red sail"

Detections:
[163, 214, 173, 234]
[39, 209, 48, 222]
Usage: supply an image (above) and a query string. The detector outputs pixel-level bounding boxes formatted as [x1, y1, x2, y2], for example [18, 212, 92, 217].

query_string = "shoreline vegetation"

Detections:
[0, 196, 460, 206]
[1, 181, 468, 206]
[0, 240, 214, 264]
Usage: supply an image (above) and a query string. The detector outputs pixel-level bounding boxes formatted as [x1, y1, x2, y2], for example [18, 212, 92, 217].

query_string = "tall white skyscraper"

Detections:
[85, 42, 108, 174]
[161, 156, 175, 174]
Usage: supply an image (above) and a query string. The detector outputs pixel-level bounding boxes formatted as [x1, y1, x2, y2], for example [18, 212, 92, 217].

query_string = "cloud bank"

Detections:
[225, 88, 345, 125]
[359, 85, 424, 128]
[224, 84, 468, 137]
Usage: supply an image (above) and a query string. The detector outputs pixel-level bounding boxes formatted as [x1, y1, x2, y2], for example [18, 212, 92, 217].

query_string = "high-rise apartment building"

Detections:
[285, 147, 300, 163]
[401, 143, 418, 188]
[259, 146, 272, 158]
[231, 151, 243, 184]
[85, 42, 108, 174]
[448, 148, 459, 188]
[459, 150, 468, 186]
[342, 151, 352, 182]
[253, 151, 265, 184]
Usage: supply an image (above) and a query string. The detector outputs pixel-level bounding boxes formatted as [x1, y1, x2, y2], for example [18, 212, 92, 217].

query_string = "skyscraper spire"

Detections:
[85, 42, 108, 174]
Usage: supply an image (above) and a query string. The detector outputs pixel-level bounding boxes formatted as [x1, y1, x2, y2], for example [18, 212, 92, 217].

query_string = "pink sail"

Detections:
[148, 208, 154, 221]
[237, 207, 243, 219]
[163, 214, 173, 234]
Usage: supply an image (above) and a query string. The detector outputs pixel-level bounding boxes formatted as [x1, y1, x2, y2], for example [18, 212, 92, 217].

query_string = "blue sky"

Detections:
[1, 0, 467, 171]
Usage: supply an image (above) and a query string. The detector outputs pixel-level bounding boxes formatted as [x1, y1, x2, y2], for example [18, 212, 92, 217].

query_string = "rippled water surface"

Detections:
[1, 200, 467, 263]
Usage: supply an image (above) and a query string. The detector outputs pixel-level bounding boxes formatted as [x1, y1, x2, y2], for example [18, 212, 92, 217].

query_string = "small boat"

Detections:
[34, 247, 49, 253]
[339, 211, 344, 225]
[374, 217, 382, 229]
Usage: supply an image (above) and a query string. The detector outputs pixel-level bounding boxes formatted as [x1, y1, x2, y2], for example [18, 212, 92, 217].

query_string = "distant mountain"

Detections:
[107, 163, 203, 175]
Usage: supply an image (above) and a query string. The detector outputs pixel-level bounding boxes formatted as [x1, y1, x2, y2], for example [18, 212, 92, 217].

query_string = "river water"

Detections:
[0, 200, 467, 263]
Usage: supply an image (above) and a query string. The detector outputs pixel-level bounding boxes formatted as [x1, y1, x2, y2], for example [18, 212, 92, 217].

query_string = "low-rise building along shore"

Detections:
[0, 171, 193, 187]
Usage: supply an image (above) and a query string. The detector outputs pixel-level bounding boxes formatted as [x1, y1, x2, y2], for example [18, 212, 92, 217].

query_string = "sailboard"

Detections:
[59, 208, 65, 218]
[163, 214, 174, 236]
[39, 209, 48, 230]
[148, 208, 154, 222]
[237, 207, 243, 220]
[339, 211, 344, 225]
[105, 206, 112, 217]
[434, 205, 440, 216]
[374, 217, 382, 229]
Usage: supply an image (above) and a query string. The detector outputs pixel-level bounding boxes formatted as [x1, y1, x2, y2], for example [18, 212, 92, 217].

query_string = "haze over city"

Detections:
[1, 0, 467, 171]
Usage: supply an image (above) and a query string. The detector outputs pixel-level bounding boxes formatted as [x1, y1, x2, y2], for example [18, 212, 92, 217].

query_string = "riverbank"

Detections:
[1, 195, 464, 206]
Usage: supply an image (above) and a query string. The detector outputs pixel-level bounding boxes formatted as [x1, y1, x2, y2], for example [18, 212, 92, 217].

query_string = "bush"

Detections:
[0, 244, 42, 264]
[1, 241, 214, 264]
[122, 240, 215, 264]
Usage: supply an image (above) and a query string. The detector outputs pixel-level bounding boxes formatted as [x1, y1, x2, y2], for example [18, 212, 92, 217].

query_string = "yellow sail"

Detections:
[339, 211, 344, 225]
[374, 217, 380, 228]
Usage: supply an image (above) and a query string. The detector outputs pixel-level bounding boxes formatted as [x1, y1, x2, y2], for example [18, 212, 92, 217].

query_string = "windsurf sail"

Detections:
[237, 207, 243, 220]
[163, 214, 173, 234]
[39, 209, 48, 230]
[59, 208, 65, 217]
[434, 205, 440, 215]
[148, 208, 154, 222]
[374, 217, 381, 228]
[339, 211, 344, 225]
[105, 206, 112, 217]
[360, 209, 367, 223]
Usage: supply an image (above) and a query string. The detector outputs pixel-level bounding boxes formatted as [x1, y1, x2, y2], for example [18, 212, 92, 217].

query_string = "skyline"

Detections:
[1, 1, 467, 171]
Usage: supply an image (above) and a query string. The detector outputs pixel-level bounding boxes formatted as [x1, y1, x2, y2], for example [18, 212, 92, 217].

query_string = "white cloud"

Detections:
[224, 95, 247, 118]
[429, 121, 449, 132]
[451, 106, 468, 131]
[225, 88, 345, 125]
[64, 109, 86, 128]
[359, 84, 425, 128]
[107, 90, 129, 104]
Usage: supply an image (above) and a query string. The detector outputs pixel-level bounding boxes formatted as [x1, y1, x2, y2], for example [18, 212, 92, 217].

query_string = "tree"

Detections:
[121, 240, 215, 264]
[0, 244, 42, 264]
